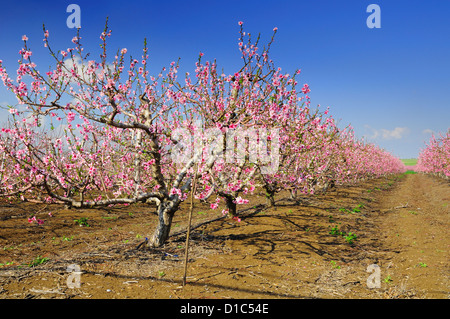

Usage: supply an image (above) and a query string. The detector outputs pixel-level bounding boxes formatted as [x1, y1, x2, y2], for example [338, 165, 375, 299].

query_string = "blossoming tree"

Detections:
[417, 130, 450, 179]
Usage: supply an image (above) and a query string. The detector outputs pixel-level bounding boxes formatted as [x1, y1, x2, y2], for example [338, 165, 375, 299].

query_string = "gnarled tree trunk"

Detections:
[148, 198, 180, 248]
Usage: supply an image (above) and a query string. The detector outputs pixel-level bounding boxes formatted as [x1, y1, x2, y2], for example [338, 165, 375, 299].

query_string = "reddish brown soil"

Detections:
[0, 173, 448, 299]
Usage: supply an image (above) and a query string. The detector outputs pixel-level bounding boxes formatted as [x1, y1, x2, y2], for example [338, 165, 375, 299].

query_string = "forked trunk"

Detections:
[266, 193, 275, 207]
[289, 189, 297, 200]
[224, 194, 237, 217]
[218, 193, 237, 217]
[148, 199, 179, 248]
[264, 185, 276, 207]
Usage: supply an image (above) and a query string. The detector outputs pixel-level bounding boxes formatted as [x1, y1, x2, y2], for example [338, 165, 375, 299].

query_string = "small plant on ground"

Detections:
[62, 235, 74, 241]
[351, 204, 364, 213]
[339, 205, 363, 214]
[28, 255, 49, 267]
[329, 225, 357, 244]
[329, 225, 342, 236]
[74, 217, 90, 227]
[417, 262, 428, 268]
[330, 260, 341, 269]
[0, 261, 14, 267]
[343, 232, 357, 244]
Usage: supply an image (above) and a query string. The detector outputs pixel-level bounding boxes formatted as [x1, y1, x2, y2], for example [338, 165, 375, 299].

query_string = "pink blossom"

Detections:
[27, 216, 44, 225]
[301, 83, 310, 94]
[67, 112, 76, 123]
[88, 166, 96, 176]
[22, 50, 32, 60]
[234, 196, 249, 205]
[169, 187, 182, 197]
[22, 35, 28, 41]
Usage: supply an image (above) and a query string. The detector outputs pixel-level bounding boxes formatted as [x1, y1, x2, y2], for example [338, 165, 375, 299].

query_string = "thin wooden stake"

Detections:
[182, 165, 198, 286]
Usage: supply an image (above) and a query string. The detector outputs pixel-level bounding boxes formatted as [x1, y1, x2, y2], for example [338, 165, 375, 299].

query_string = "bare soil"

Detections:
[0, 173, 448, 299]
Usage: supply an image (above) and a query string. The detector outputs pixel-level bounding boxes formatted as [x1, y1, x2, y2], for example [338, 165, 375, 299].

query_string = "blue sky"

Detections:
[0, 0, 449, 158]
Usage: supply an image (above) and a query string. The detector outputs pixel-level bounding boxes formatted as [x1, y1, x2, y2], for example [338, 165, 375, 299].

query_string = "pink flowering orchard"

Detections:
[417, 130, 450, 179]
[0, 21, 406, 247]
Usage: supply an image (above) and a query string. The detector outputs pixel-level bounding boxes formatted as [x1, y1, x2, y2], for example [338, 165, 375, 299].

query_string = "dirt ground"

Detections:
[0, 173, 448, 299]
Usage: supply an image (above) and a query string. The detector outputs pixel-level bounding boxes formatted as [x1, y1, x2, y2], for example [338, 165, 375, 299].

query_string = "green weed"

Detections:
[417, 262, 428, 268]
[344, 232, 357, 244]
[29, 255, 49, 267]
[0, 261, 14, 267]
[384, 275, 393, 283]
[102, 216, 118, 220]
[329, 225, 342, 236]
[330, 260, 341, 269]
[62, 235, 74, 241]
[329, 225, 357, 244]
[74, 217, 90, 227]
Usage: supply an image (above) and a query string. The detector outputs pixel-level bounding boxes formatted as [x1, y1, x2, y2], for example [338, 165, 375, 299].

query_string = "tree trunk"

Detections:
[289, 189, 297, 200]
[264, 185, 276, 207]
[226, 195, 237, 217]
[148, 199, 179, 248]
[266, 192, 275, 207]
[220, 193, 237, 217]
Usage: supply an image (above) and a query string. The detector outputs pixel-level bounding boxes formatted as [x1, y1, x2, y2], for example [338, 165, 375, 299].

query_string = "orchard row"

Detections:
[0, 21, 406, 247]
[417, 130, 450, 179]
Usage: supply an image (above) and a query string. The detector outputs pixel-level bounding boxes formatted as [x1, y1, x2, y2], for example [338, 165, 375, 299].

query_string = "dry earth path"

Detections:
[374, 173, 449, 298]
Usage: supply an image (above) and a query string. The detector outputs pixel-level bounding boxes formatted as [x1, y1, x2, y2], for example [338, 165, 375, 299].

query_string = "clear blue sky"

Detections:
[1, 0, 449, 158]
